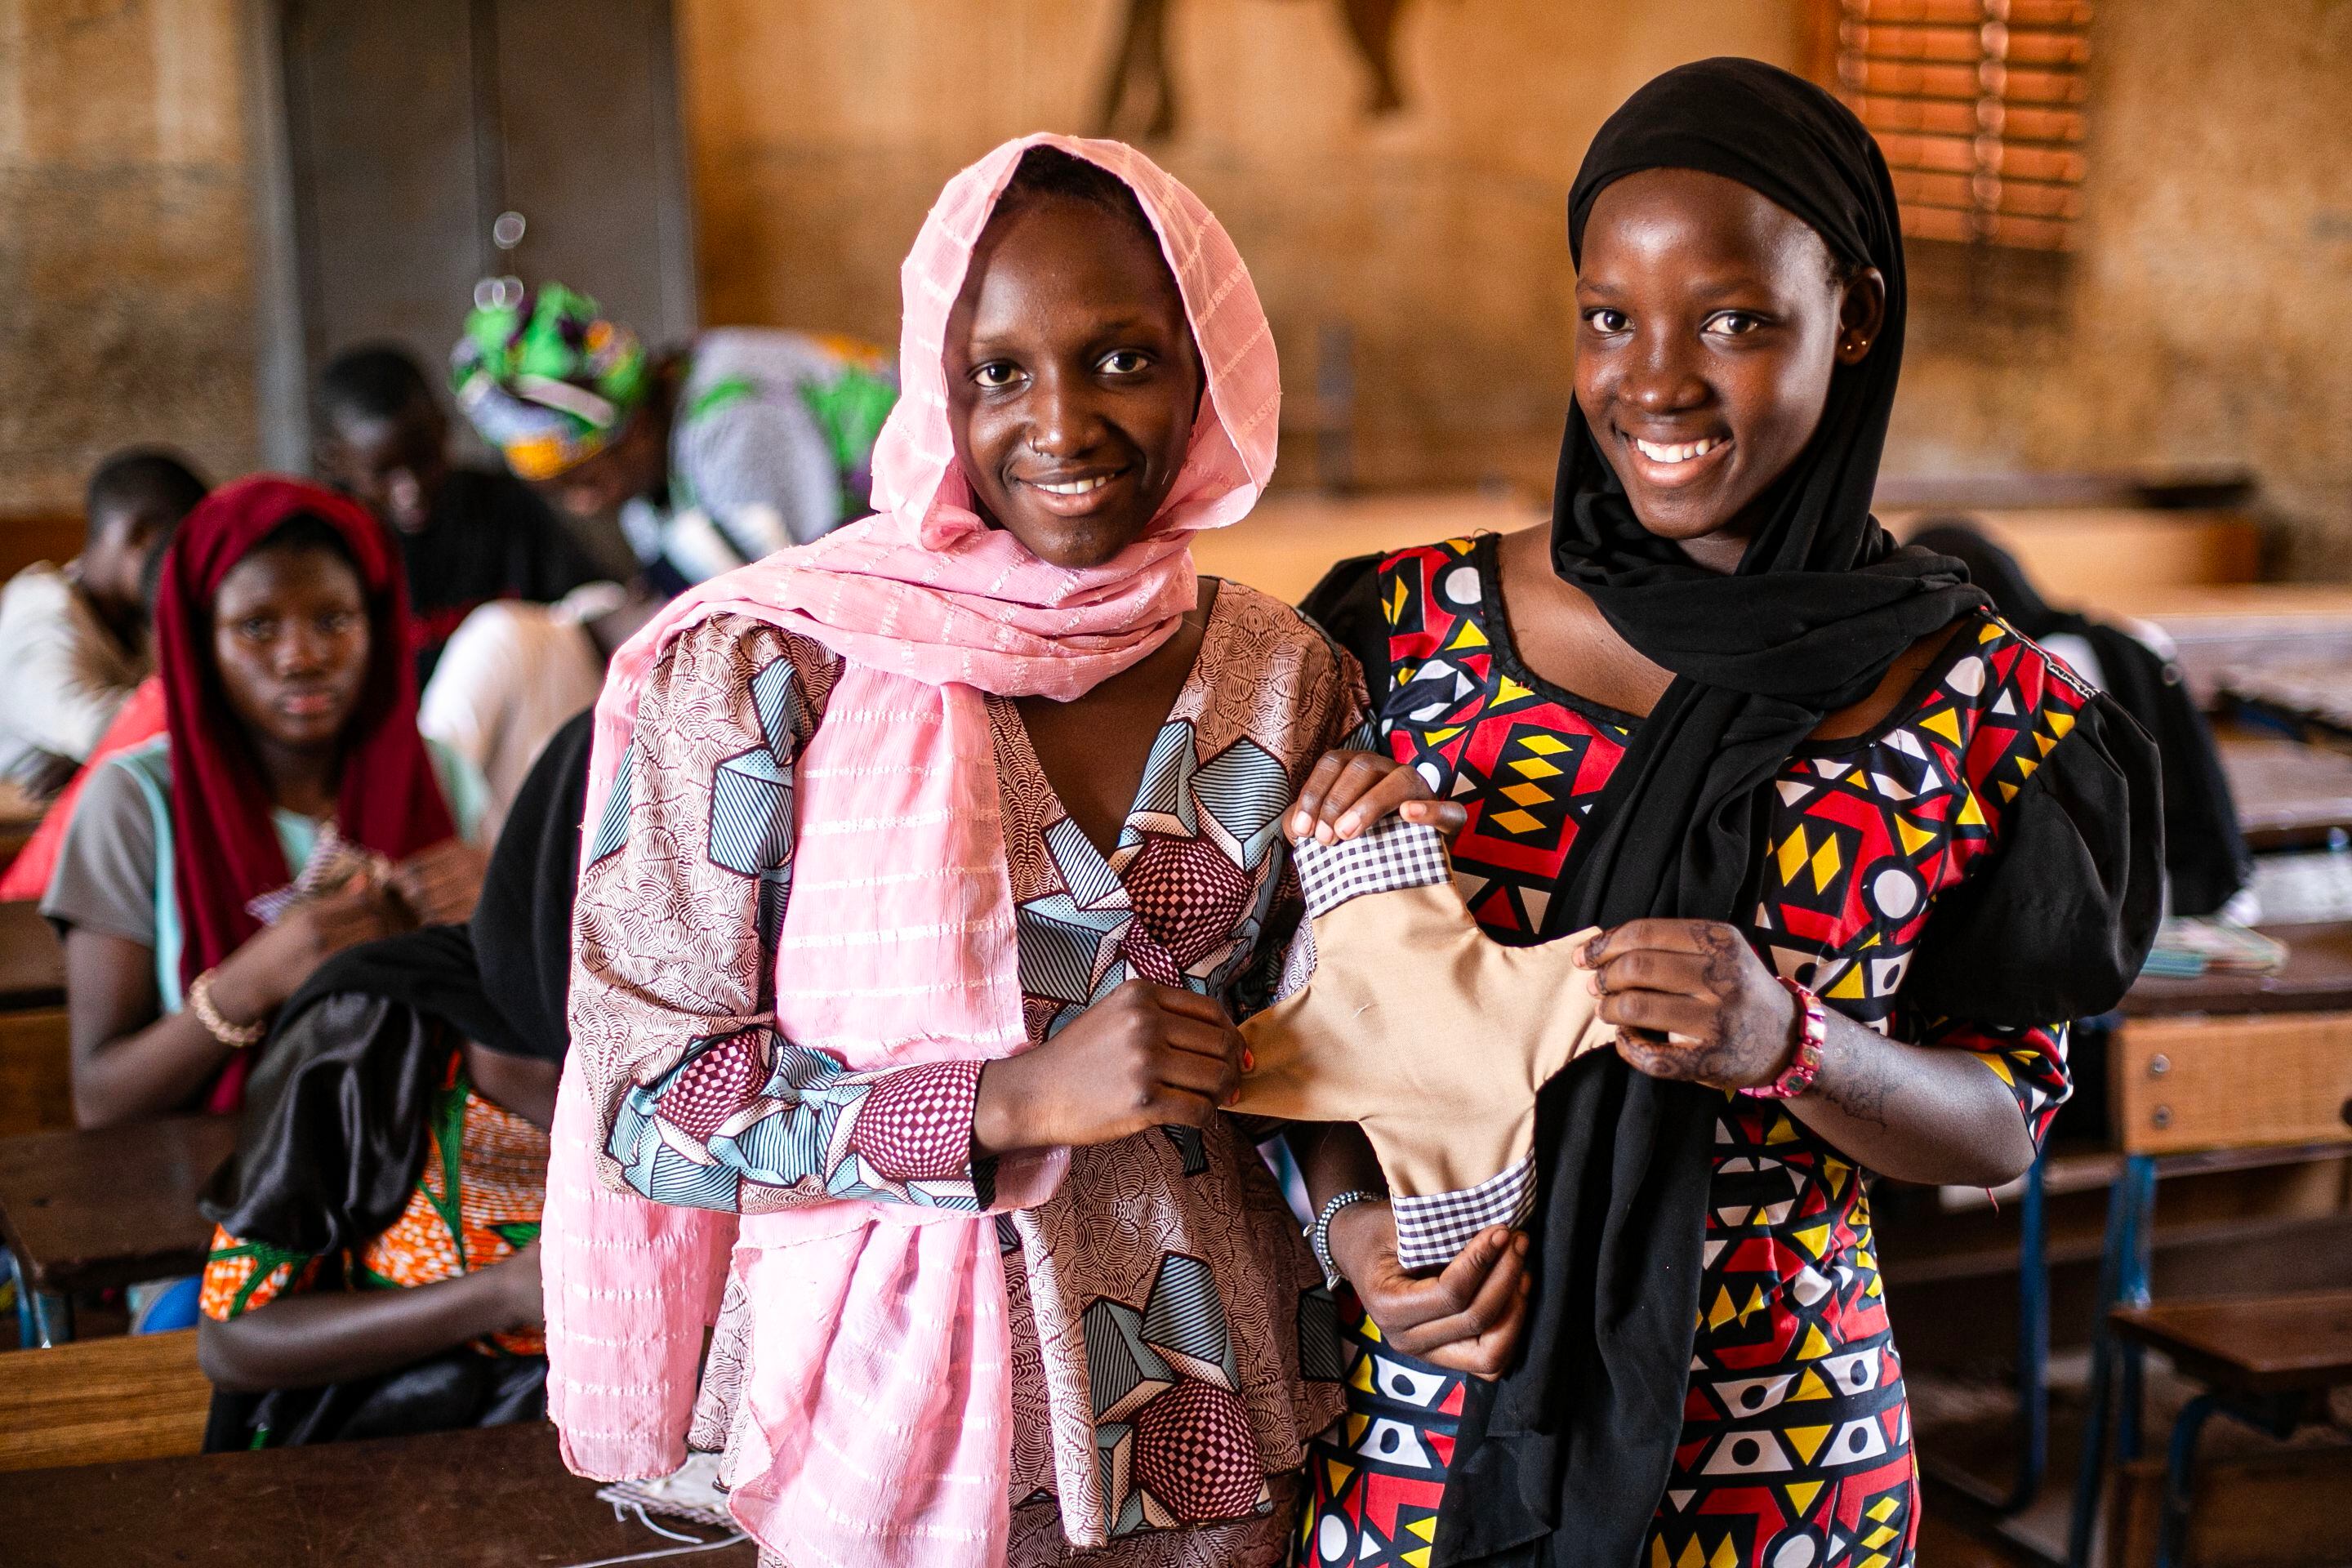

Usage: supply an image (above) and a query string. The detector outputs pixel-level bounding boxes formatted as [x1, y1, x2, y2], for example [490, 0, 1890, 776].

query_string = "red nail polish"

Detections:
[1241, 1048, 1255, 1072]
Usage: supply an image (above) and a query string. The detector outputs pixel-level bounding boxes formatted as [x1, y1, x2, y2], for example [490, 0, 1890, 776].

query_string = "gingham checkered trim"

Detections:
[1292, 816, 1452, 920]
[1391, 1156, 1537, 1274]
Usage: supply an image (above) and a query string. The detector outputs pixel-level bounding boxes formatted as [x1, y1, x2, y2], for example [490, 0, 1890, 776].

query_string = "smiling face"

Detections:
[945, 189, 1203, 570]
[210, 538, 372, 760]
[1574, 167, 1886, 570]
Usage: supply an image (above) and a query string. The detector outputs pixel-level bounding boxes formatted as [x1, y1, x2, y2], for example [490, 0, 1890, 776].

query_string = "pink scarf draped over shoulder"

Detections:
[544, 134, 1281, 1567]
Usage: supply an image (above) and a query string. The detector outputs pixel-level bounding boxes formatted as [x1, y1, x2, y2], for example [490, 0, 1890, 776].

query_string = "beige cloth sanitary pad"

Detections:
[1234, 817, 1614, 1270]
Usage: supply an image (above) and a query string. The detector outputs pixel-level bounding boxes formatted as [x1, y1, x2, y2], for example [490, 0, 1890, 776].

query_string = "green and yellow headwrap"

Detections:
[450, 283, 650, 481]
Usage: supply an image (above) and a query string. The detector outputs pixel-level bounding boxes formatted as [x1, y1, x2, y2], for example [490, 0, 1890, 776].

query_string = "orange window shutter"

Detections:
[1825, 0, 2095, 252]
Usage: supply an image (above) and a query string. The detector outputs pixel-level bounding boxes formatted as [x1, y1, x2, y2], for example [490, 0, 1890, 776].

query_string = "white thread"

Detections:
[551, 1528, 750, 1568]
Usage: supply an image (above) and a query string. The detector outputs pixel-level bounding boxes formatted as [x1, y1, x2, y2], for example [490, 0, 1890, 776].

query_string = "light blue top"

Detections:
[96, 735, 488, 1012]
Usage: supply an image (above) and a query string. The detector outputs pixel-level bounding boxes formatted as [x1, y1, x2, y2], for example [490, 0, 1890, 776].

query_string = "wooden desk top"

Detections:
[0, 898, 65, 1009]
[2124, 921, 2352, 1018]
[0, 1115, 234, 1294]
[0, 1419, 761, 1568]
[2111, 1290, 2352, 1394]
[2216, 729, 2352, 849]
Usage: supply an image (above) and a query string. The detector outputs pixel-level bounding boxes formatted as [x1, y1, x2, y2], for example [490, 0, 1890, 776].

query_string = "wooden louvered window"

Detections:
[1826, 0, 2093, 252]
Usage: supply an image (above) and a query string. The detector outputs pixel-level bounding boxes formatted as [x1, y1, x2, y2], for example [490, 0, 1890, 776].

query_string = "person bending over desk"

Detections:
[0, 449, 204, 801]
[314, 343, 602, 688]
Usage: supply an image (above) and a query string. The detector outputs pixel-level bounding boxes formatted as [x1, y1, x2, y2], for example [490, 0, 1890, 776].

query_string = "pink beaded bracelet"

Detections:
[1740, 976, 1826, 1100]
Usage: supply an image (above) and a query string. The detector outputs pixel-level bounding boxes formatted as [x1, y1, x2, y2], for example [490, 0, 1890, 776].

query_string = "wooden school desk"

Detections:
[0, 1419, 763, 1568]
[0, 898, 66, 1010]
[0, 1114, 234, 1343]
[2212, 729, 2352, 851]
[1935, 921, 2352, 1526]
[2060, 924, 2352, 1566]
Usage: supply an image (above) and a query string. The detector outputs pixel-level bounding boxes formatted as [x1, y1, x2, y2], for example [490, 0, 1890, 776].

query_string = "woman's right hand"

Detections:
[973, 979, 1246, 1153]
[1327, 1201, 1530, 1378]
[216, 873, 403, 1016]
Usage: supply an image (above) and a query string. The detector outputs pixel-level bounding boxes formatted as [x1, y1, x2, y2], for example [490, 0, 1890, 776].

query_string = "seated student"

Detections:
[451, 286, 898, 591]
[314, 344, 603, 684]
[0, 450, 204, 800]
[195, 709, 590, 1450]
[1910, 519, 2252, 918]
[42, 477, 490, 1129]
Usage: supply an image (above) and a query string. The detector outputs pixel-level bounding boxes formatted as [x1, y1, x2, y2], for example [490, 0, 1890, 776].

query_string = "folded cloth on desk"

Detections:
[2142, 915, 2288, 978]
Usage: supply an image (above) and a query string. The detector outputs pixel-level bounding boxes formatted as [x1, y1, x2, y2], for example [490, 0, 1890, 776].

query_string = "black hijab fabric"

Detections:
[199, 708, 595, 1254]
[473, 707, 597, 1063]
[1437, 60, 1989, 1567]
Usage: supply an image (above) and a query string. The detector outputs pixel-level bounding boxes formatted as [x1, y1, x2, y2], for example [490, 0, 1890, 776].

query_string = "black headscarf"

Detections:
[1435, 60, 2009, 1568]
[201, 710, 595, 1254]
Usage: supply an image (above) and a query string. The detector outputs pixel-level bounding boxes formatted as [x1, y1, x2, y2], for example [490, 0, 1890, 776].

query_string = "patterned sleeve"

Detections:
[572, 615, 999, 1215]
[198, 1227, 327, 1321]
[1232, 621, 1374, 1024]
[1909, 1016, 2072, 1147]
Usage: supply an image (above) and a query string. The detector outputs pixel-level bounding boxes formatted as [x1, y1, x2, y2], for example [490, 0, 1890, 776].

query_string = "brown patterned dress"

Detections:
[575, 579, 1357, 1565]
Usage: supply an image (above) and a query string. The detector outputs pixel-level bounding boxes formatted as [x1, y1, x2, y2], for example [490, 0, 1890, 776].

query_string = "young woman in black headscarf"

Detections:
[1290, 59, 2161, 1568]
[192, 708, 593, 1450]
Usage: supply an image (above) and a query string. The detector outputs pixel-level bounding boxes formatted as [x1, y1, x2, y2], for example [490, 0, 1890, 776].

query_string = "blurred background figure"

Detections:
[0, 450, 206, 802]
[314, 345, 601, 686]
[451, 283, 897, 592]
[1912, 519, 2252, 920]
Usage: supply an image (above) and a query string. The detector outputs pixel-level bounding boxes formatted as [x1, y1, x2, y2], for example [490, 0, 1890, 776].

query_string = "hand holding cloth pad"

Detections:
[1233, 817, 1612, 1270]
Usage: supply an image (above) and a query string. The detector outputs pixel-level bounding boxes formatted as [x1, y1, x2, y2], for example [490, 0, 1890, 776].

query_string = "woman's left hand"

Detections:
[1285, 749, 1467, 844]
[388, 838, 490, 928]
[1577, 919, 1799, 1092]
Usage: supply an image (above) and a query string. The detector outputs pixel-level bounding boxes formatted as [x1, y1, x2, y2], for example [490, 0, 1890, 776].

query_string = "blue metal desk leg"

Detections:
[2154, 1393, 2218, 1568]
[2004, 1150, 2051, 1514]
[2115, 1156, 2158, 1469]
[2067, 1153, 2158, 1568]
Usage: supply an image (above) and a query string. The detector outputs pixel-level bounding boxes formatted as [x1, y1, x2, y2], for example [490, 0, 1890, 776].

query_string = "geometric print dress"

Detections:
[1296, 534, 2081, 1568]
[579, 580, 1359, 1565]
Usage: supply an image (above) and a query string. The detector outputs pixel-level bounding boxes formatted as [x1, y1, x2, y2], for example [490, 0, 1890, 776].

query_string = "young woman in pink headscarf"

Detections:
[542, 138, 1380, 1566]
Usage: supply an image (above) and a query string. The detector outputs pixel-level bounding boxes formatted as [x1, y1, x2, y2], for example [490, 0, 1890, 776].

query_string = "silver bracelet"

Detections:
[1309, 1188, 1379, 1288]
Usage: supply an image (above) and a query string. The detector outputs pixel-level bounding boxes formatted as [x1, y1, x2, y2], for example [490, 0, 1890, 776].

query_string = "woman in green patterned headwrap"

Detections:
[452, 284, 898, 591]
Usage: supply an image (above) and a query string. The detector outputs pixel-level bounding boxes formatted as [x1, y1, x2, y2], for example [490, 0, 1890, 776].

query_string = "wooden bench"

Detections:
[0, 1327, 212, 1472]
[2112, 1290, 2352, 1397]
[2107, 1291, 2352, 1568]
[0, 899, 66, 1010]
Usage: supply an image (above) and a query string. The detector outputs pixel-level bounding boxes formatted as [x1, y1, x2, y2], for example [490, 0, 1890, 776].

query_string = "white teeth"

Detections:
[1034, 475, 1113, 496]
[1633, 436, 1722, 465]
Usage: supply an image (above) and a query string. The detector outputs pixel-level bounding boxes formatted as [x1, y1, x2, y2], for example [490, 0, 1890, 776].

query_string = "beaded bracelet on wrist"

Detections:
[188, 968, 266, 1049]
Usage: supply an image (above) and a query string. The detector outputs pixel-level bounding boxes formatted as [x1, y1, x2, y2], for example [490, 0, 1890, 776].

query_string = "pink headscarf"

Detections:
[584, 131, 1279, 805]
[550, 135, 1280, 1566]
